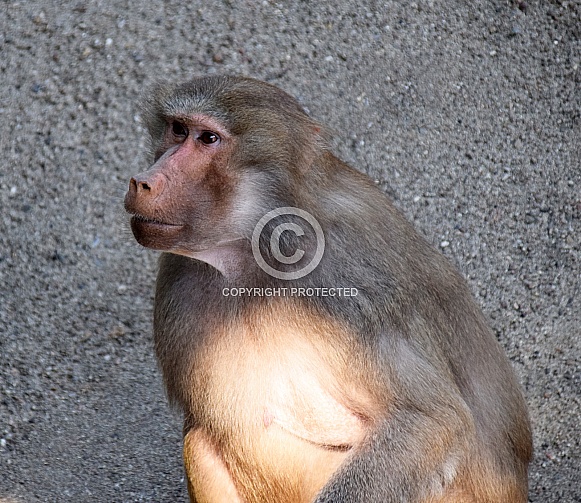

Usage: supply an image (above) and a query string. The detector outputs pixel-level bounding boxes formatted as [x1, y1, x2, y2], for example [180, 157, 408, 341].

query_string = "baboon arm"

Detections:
[316, 344, 473, 503]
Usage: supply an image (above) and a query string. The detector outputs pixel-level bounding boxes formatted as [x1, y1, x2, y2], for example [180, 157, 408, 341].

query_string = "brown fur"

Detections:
[124, 76, 532, 502]
[180, 300, 380, 502]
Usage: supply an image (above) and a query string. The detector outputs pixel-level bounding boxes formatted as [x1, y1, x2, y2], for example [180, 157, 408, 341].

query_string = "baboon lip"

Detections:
[129, 215, 185, 248]
[130, 214, 182, 228]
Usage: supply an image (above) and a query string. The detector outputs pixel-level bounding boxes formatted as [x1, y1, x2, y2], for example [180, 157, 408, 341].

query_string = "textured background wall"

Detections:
[0, 1, 579, 501]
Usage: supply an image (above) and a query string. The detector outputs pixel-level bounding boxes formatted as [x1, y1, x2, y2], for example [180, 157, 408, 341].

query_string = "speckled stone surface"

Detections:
[0, 1, 579, 501]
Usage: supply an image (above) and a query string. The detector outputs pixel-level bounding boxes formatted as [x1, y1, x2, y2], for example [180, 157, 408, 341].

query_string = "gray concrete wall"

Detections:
[1, 1, 579, 501]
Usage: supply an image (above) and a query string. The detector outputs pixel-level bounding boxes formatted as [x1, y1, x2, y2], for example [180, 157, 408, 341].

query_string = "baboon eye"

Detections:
[199, 131, 220, 145]
[172, 121, 188, 137]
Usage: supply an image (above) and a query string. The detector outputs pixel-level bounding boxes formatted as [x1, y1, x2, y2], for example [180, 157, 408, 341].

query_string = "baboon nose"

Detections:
[129, 172, 165, 198]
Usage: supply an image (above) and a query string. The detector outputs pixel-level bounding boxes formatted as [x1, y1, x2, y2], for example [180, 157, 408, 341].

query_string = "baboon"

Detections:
[124, 76, 532, 502]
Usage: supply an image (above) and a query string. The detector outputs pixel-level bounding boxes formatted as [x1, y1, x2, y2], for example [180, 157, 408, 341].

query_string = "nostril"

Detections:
[131, 177, 152, 193]
[129, 173, 163, 197]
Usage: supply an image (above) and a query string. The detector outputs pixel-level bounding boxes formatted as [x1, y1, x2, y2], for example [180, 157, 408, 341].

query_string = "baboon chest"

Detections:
[182, 314, 371, 502]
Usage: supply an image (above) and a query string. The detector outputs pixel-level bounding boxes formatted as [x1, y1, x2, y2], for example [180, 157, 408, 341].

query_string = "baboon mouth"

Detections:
[130, 214, 182, 228]
[130, 215, 185, 246]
